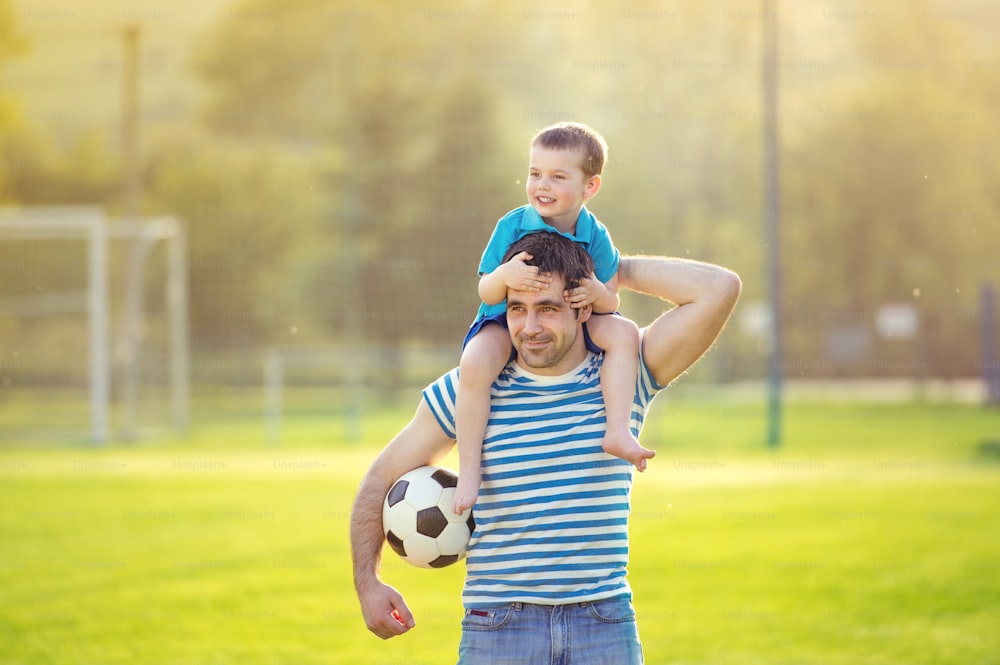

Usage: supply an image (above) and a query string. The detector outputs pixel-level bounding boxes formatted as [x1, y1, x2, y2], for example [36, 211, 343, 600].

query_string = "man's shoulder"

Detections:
[426, 367, 460, 393]
[421, 368, 460, 438]
[638, 329, 668, 393]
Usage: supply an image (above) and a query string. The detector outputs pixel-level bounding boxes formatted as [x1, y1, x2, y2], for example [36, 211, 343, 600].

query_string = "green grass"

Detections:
[1, 400, 999, 664]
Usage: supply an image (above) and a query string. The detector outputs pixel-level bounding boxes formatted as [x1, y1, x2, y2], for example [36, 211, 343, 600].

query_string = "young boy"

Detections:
[453, 122, 655, 514]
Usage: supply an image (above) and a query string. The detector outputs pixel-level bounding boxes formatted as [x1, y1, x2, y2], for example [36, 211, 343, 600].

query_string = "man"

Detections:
[351, 232, 740, 663]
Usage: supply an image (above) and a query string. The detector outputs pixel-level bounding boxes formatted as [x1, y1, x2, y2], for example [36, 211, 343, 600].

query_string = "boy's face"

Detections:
[526, 146, 601, 231]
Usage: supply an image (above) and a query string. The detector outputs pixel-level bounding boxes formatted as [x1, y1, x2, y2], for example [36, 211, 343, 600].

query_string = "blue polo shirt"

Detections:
[474, 205, 620, 321]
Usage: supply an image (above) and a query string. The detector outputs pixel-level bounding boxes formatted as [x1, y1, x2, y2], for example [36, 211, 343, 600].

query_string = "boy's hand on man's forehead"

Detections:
[504, 251, 553, 293]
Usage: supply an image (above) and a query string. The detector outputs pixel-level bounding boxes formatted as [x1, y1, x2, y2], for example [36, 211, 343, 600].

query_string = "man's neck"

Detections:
[513, 345, 590, 377]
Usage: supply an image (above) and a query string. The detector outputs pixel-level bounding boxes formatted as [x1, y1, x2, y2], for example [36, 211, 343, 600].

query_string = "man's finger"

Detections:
[372, 613, 410, 640]
[392, 603, 416, 629]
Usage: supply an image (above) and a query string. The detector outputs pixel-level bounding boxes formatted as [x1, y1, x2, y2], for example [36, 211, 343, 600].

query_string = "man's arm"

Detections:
[350, 399, 455, 639]
[619, 256, 741, 387]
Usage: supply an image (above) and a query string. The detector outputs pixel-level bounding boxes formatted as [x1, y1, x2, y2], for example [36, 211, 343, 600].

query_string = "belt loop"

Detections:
[512, 602, 522, 611]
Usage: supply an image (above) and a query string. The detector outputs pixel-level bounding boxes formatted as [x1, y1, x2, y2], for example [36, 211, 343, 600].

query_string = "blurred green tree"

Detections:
[8, 0, 992, 380]
[145, 133, 328, 351]
[191, 0, 510, 349]
[782, 2, 999, 377]
[0, 0, 28, 201]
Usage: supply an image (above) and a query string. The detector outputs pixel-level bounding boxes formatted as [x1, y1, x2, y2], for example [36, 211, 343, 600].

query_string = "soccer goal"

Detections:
[0, 206, 189, 444]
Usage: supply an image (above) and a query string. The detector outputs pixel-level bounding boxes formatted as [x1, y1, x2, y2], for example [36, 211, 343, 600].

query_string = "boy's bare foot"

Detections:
[453, 470, 481, 515]
[602, 429, 656, 472]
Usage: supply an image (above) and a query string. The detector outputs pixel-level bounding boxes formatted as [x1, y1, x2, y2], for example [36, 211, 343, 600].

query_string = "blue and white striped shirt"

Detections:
[422, 347, 664, 609]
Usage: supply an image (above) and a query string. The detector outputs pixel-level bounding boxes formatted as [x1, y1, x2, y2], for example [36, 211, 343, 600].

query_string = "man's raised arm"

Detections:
[619, 256, 741, 387]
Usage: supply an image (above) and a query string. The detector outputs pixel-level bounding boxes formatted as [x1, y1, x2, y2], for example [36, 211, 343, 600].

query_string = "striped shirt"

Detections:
[422, 346, 664, 609]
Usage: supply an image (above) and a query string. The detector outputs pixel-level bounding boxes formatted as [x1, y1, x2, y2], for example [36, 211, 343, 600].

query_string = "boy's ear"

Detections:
[584, 174, 601, 199]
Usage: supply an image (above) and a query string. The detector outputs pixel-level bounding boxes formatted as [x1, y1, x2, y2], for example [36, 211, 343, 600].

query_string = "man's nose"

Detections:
[524, 310, 542, 333]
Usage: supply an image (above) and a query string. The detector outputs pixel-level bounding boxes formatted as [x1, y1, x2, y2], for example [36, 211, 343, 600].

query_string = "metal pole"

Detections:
[982, 283, 1000, 405]
[263, 348, 283, 446]
[166, 220, 190, 433]
[120, 22, 143, 441]
[122, 23, 140, 218]
[88, 212, 110, 445]
[763, 0, 783, 446]
[342, 160, 364, 443]
[341, 16, 364, 443]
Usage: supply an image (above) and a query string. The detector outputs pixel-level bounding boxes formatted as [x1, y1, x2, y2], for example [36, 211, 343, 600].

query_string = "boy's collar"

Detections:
[522, 205, 595, 241]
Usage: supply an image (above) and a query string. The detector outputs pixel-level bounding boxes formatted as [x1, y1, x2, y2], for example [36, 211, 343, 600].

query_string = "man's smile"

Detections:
[521, 336, 550, 347]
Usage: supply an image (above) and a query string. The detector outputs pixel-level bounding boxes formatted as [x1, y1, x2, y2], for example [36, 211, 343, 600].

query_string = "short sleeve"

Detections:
[478, 211, 523, 276]
[588, 219, 620, 284]
[422, 368, 460, 439]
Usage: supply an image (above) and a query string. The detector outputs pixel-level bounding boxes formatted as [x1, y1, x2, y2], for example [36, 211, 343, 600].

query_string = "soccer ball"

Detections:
[382, 466, 475, 569]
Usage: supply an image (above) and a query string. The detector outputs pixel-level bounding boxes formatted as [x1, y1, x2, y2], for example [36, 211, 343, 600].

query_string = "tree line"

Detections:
[1, 0, 997, 380]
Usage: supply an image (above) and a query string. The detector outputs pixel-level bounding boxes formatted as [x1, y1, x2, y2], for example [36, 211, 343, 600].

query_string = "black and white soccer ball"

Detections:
[382, 466, 475, 569]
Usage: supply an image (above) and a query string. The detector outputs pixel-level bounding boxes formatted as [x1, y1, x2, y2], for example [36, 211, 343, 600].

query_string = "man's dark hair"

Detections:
[501, 232, 594, 291]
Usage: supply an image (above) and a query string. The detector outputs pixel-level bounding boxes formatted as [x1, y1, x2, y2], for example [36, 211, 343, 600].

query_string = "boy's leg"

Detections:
[586, 315, 656, 471]
[454, 324, 512, 513]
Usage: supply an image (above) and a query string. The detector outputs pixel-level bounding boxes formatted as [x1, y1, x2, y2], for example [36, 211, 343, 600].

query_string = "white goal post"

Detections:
[0, 206, 189, 444]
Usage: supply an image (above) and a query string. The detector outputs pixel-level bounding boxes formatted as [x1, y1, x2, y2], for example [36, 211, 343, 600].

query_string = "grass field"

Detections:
[1, 399, 999, 664]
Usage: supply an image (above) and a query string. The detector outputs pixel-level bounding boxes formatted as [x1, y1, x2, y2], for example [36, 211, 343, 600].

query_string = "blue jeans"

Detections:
[458, 597, 643, 665]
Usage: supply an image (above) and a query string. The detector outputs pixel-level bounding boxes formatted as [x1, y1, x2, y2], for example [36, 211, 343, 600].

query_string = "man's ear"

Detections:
[584, 174, 601, 199]
[576, 304, 593, 324]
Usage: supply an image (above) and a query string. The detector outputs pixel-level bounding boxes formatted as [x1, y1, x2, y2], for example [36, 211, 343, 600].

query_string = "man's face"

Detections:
[506, 275, 592, 375]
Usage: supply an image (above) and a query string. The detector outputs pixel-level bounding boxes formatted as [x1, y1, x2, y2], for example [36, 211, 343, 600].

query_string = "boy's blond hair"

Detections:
[531, 121, 608, 178]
